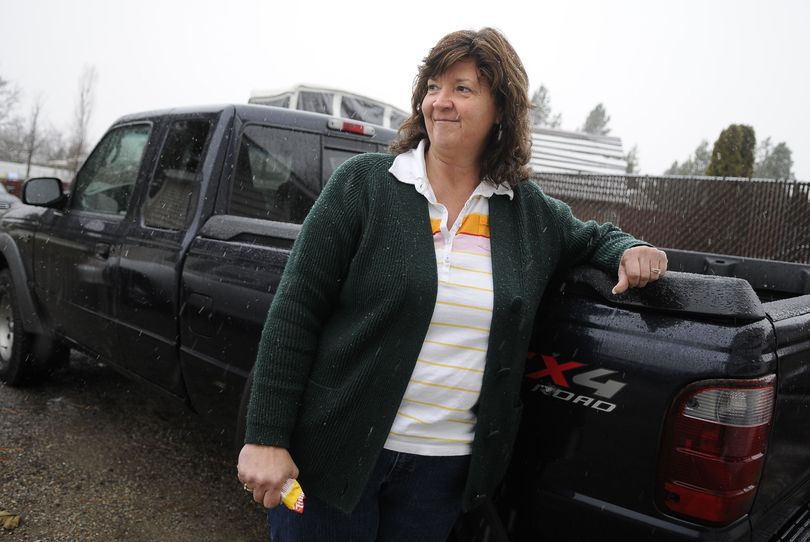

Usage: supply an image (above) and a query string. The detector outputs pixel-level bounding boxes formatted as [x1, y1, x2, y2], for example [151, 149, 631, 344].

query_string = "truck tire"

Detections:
[234, 371, 254, 451]
[0, 269, 38, 385]
[0, 269, 67, 386]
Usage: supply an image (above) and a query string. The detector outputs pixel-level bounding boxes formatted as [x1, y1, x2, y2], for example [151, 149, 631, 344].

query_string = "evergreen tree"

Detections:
[582, 103, 610, 135]
[625, 145, 639, 174]
[664, 161, 679, 175]
[664, 140, 710, 175]
[706, 124, 756, 177]
[755, 137, 794, 179]
[755, 137, 773, 168]
[530, 85, 561, 128]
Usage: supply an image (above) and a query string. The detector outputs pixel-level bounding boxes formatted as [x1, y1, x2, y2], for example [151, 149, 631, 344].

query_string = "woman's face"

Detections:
[422, 59, 500, 161]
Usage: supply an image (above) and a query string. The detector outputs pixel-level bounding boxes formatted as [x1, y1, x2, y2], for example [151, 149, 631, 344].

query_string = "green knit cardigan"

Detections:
[246, 152, 643, 512]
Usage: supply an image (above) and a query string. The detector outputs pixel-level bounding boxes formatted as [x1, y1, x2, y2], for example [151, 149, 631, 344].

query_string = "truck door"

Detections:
[33, 123, 152, 361]
[179, 123, 379, 428]
[115, 118, 214, 395]
[179, 124, 323, 428]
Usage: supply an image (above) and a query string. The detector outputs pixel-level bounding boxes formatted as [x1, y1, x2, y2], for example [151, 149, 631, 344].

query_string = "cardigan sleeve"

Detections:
[244, 154, 372, 447]
[540, 188, 650, 273]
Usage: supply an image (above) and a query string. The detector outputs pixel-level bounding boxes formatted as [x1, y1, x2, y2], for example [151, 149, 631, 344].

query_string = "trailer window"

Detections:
[262, 95, 291, 108]
[341, 96, 384, 126]
[297, 91, 332, 115]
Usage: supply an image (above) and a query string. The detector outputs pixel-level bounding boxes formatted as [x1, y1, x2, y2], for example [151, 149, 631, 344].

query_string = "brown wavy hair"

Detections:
[390, 27, 532, 186]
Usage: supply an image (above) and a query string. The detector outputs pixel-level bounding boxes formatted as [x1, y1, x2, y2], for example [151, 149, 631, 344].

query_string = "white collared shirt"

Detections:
[384, 140, 513, 456]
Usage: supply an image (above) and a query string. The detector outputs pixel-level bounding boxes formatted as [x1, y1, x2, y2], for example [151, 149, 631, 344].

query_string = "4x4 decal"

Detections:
[571, 368, 627, 399]
[525, 354, 584, 388]
[525, 352, 628, 412]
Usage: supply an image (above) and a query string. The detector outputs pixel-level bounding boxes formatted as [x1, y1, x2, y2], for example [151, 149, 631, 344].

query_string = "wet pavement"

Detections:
[0, 352, 266, 541]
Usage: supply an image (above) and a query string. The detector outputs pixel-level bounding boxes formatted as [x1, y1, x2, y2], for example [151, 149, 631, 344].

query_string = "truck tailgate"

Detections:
[751, 294, 810, 541]
[504, 267, 778, 541]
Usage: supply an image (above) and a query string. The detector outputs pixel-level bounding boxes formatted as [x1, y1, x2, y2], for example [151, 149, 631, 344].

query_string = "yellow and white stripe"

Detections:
[385, 140, 513, 456]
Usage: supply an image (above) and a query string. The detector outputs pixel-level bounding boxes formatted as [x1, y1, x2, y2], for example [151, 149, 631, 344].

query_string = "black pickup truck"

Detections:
[1, 104, 808, 541]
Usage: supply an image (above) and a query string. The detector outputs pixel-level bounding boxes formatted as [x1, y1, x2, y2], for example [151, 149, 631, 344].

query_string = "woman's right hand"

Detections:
[237, 444, 299, 508]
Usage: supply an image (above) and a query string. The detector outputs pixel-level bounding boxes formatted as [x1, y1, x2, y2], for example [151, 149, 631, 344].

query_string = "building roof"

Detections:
[530, 127, 628, 175]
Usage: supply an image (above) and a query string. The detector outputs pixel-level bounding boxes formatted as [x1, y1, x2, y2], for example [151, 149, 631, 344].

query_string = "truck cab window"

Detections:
[230, 126, 319, 224]
[71, 124, 151, 215]
[143, 119, 212, 230]
[389, 109, 407, 129]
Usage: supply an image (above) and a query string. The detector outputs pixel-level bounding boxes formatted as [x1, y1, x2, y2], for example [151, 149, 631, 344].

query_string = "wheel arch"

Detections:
[0, 232, 44, 335]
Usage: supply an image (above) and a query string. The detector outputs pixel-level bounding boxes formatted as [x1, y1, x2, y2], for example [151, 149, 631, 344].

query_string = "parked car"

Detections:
[0, 182, 21, 214]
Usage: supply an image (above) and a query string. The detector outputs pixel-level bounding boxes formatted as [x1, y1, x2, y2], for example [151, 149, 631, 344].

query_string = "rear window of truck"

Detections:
[229, 125, 365, 224]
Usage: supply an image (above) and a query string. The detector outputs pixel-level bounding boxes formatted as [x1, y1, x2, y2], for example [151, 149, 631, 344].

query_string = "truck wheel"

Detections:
[0, 269, 68, 386]
[0, 269, 38, 385]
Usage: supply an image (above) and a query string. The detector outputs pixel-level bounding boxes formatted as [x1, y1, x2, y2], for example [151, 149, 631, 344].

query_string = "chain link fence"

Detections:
[535, 173, 810, 264]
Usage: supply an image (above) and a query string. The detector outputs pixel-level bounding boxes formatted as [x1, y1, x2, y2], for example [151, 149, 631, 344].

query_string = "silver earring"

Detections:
[497, 124, 503, 141]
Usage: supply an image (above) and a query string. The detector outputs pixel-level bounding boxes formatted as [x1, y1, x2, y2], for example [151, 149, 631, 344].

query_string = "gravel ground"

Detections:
[0, 352, 266, 541]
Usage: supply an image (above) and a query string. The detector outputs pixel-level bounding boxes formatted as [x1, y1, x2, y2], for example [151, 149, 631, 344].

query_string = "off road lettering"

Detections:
[533, 383, 617, 413]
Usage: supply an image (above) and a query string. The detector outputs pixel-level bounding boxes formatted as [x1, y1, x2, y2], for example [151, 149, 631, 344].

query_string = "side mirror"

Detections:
[23, 177, 66, 208]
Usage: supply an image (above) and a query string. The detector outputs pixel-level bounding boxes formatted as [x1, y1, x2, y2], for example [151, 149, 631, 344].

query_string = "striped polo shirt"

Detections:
[384, 140, 513, 456]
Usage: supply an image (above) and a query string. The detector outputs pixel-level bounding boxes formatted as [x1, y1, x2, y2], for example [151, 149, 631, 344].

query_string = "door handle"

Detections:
[94, 243, 111, 259]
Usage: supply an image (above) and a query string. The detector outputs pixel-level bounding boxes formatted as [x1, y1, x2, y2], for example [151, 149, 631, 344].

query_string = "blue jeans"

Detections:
[267, 449, 470, 542]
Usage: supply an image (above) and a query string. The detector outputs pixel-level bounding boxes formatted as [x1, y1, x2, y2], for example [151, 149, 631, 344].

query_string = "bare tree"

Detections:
[23, 97, 44, 177]
[40, 128, 70, 163]
[68, 65, 98, 174]
[0, 75, 20, 125]
[0, 75, 22, 161]
[0, 117, 24, 163]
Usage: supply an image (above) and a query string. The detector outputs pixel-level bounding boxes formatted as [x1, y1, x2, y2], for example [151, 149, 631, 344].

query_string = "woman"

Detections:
[238, 27, 667, 541]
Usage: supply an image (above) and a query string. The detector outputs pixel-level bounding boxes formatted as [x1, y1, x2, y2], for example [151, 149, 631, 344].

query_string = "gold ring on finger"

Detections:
[243, 484, 253, 493]
[651, 268, 661, 274]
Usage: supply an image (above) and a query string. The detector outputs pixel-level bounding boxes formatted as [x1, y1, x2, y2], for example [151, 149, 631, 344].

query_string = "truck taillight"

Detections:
[656, 375, 776, 525]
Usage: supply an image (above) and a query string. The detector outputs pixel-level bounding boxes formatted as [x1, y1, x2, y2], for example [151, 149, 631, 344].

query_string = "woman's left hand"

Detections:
[612, 246, 668, 294]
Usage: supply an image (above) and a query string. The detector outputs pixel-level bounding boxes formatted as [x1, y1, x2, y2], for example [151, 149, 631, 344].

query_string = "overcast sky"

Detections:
[4, 0, 808, 179]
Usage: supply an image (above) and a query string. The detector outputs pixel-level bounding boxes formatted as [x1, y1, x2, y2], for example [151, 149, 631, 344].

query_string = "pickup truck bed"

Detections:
[454, 250, 810, 541]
